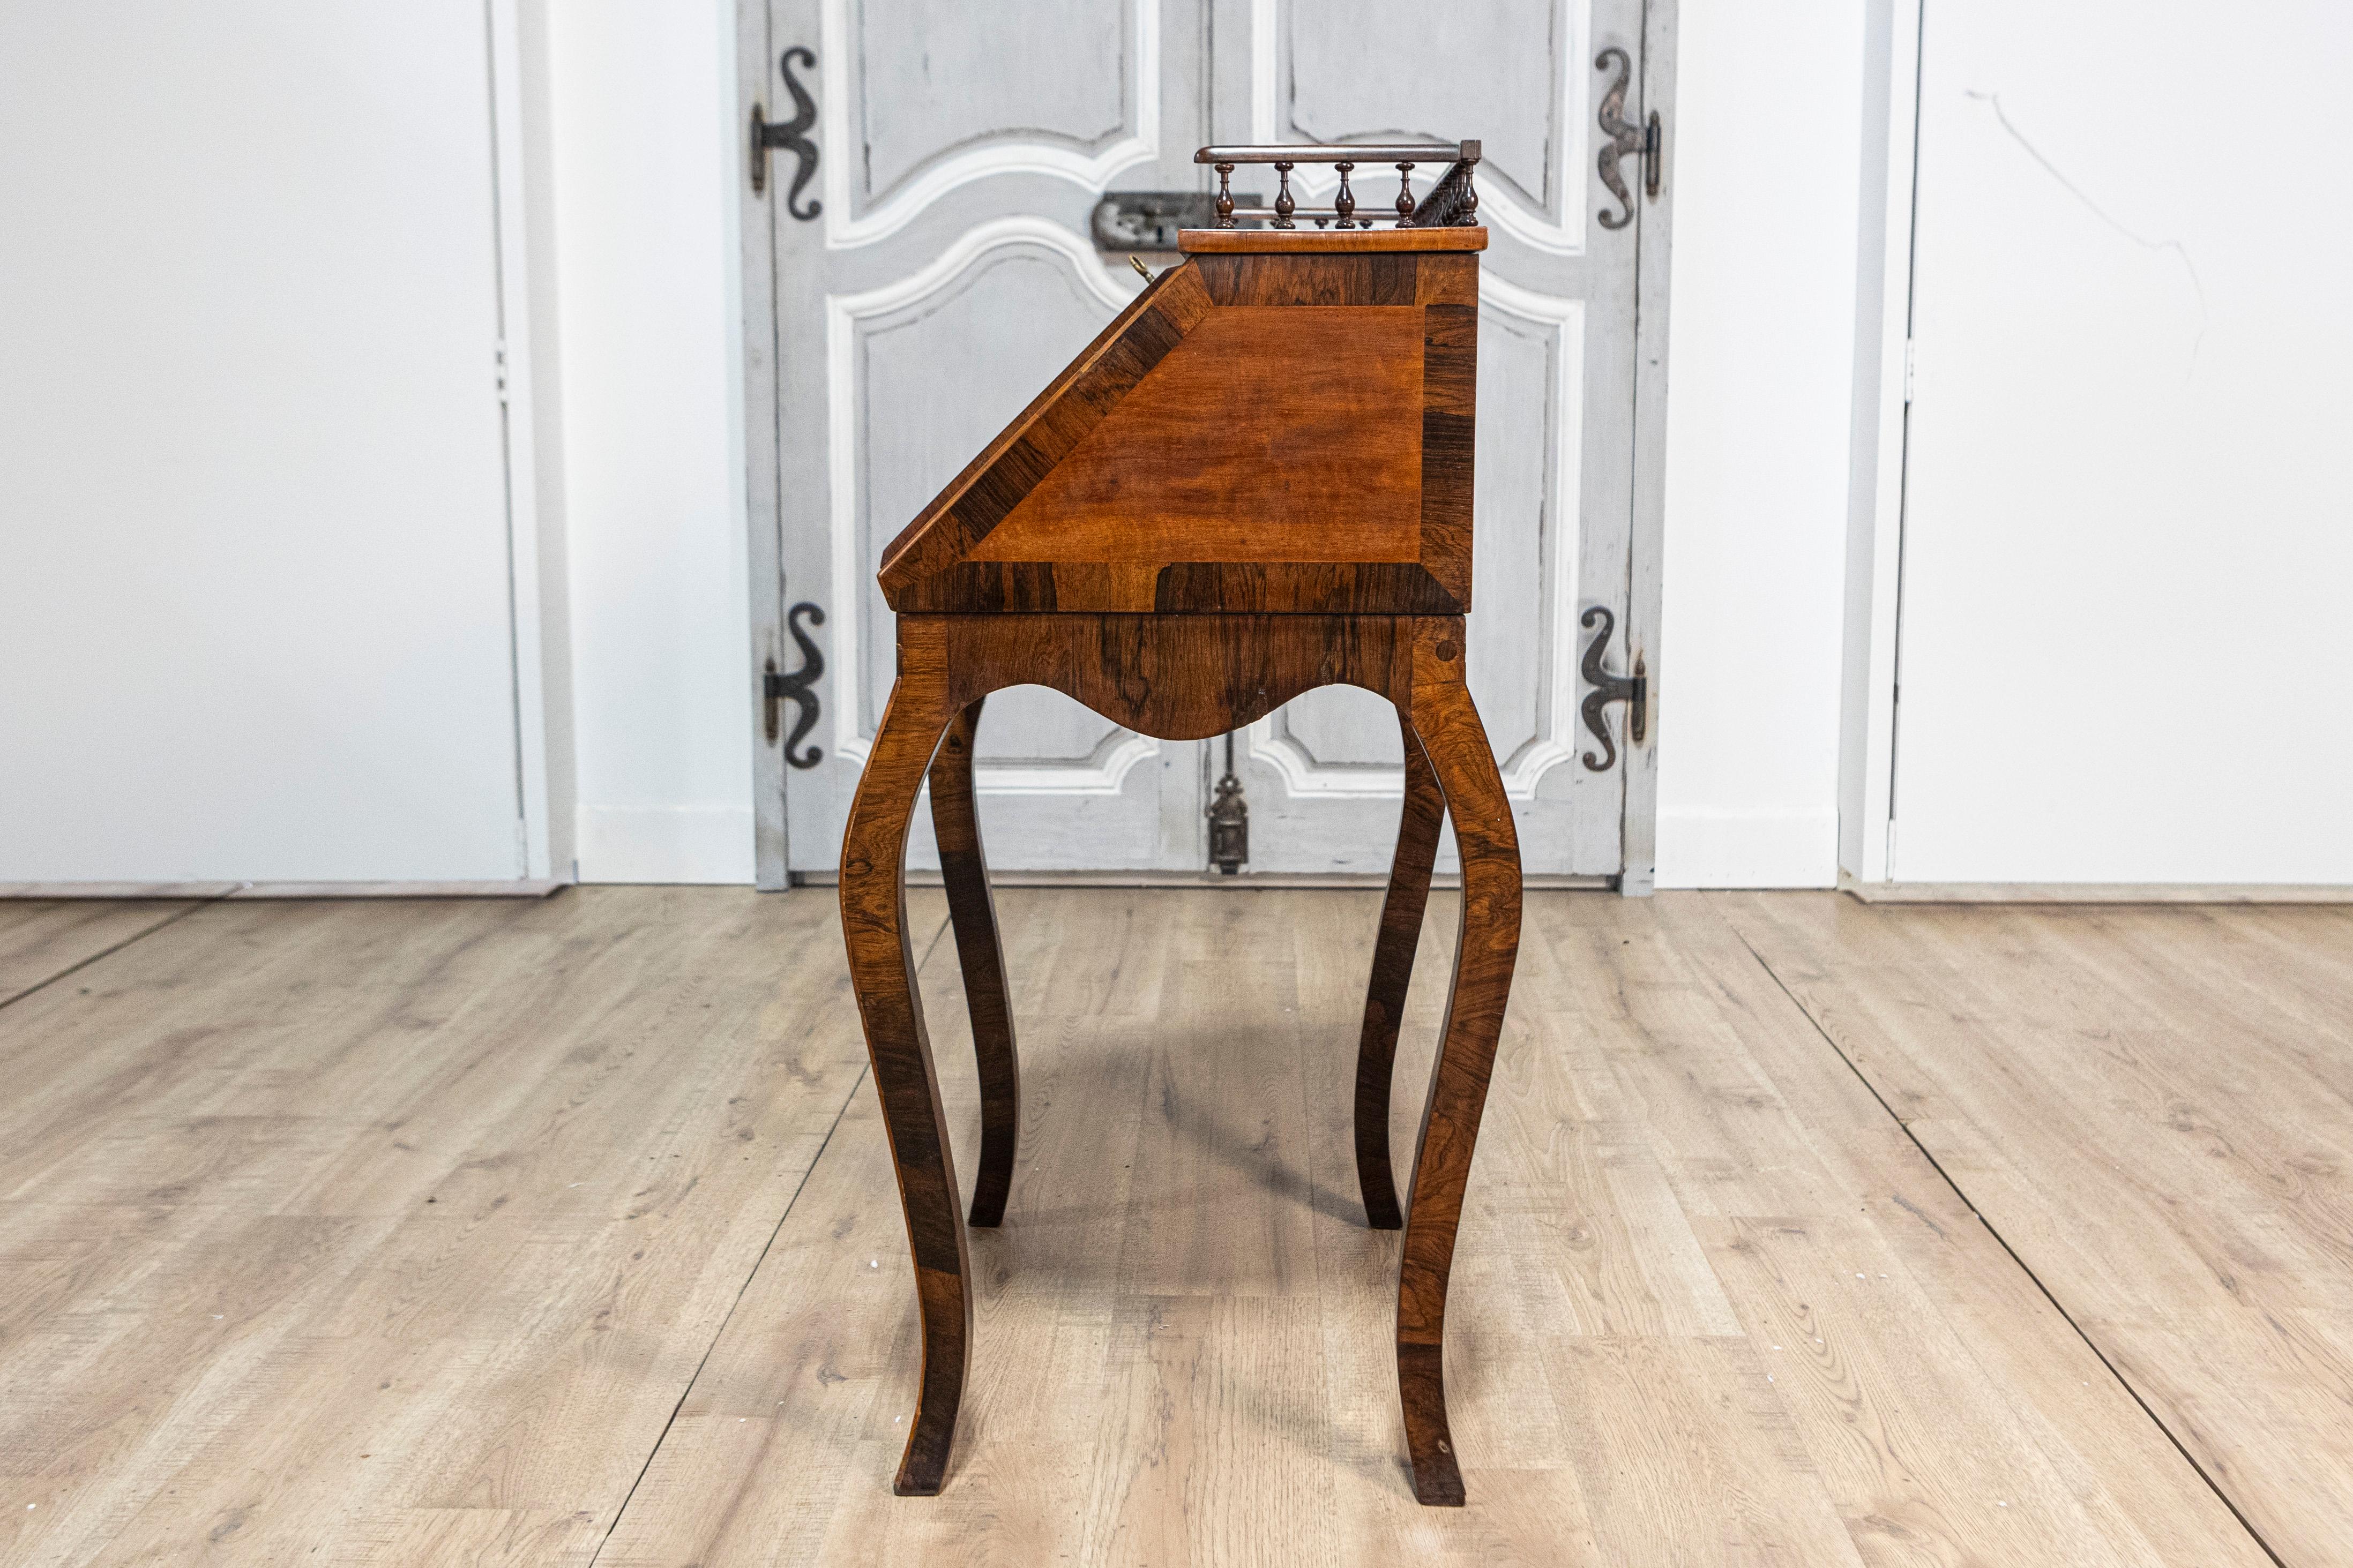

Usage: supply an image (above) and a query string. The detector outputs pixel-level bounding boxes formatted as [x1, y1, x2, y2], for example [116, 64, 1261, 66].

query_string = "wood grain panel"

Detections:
[1191, 252, 1420, 306]
[969, 306, 1425, 565]
[879, 232, 1484, 618]
[878, 265, 1215, 597]
[920, 612, 1420, 740]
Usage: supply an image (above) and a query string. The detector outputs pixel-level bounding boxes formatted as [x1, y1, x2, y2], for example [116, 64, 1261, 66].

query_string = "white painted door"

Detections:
[1891, 1, 2353, 882]
[748, 0, 1670, 882]
[1222, 0, 1662, 879]
[752, 0, 1210, 879]
[0, 3, 537, 885]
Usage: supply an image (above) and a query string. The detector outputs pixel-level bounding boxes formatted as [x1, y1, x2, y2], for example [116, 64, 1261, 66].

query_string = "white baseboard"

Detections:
[576, 805, 755, 884]
[1841, 874, 2353, 905]
[792, 871, 1616, 890]
[1, 880, 562, 899]
[1656, 808, 1839, 890]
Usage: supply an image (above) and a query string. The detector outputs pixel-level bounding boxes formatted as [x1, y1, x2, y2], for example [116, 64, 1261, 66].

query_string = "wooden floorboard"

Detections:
[1725, 892, 2353, 1567]
[595, 889, 2265, 1567]
[4, 886, 2331, 1565]
[0, 887, 947, 1568]
[0, 898, 207, 1006]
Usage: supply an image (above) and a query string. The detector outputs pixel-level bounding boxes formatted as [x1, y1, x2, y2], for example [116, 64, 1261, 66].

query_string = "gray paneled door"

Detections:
[741, 0, 1674, 887]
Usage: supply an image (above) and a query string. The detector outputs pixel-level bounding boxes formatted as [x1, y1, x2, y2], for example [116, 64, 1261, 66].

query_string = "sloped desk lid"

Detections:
[877, 227, 1487, 616]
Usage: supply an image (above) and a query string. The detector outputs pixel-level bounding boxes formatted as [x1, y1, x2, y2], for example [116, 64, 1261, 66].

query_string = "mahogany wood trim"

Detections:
[886, 562, 1462, 617]
[1191, 253, 1420, 307]
[1393, 620, 1523, 1506]
[1355, 710, 1443, 1232]
[1177, 227, 1488, 253]
[1418, 303, 1479, 606]
[841, 612, 1521, 1503]
[837, 637, 969, 1496]
[928, 697, 1020, 1228]
[929, 613, 1413, 738]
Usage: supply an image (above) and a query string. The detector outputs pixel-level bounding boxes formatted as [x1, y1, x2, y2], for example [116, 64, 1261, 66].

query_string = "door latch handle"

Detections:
[764, 602, 826, 768]
[749, 46, 821, 218]
[1578, 605, 1647, 772]
[1595, 47, 1661, 230]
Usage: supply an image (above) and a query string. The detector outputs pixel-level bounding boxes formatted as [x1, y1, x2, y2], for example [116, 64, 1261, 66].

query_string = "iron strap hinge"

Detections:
[1595, 48, 1663, 230]
[763, 602, 826, 769]
[1578, 605, 1648, 774]
[749, 46, 821, 218]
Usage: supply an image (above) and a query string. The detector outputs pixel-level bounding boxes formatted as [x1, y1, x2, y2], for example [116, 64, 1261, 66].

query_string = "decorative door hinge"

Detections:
[1578, 605, 1648, 772]
[1595, 47, 1662, 229]
[763, 602, 826, 768]
[1207, 732, 1249, 874]
[749, 46, 821, 217]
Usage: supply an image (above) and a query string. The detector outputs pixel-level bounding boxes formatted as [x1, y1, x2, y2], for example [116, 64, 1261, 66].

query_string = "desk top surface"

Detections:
[1177, 226, 1488, 253]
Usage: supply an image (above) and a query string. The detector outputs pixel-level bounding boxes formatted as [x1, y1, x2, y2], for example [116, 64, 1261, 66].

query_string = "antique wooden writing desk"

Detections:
[837, 144, 1521, 1506]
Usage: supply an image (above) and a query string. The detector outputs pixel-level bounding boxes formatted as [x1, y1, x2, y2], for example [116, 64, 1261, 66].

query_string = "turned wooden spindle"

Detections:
[1273, 160, 1296, 228]
[1214, 161, 1235, 228]
[1395, 162, 1417, 226]
[1334, 160, 1357, 228]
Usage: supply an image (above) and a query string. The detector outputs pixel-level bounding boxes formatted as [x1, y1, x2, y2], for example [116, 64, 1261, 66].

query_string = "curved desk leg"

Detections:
[1395, 627, 1523, 1507]
[928, 697, 1021, 1228]
[840, 659, 969, 1497]
[1355, 711, 1444, 1231]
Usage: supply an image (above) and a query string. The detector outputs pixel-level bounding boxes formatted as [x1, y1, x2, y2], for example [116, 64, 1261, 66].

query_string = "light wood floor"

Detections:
[0, 886, 2345, 1565]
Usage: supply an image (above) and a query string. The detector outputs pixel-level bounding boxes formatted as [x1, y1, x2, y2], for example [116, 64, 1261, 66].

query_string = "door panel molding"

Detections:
[1250, 0, 1592, 256]
[746, 0, 1670, 881]
[824, 215, 1146, 790]
[1249, 275, 1586, 804]
[1836, 0, 1921, 887]
[821, 0, 1162, 249]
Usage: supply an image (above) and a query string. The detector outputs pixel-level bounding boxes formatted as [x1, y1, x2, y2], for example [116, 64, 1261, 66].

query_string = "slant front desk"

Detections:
[836, 144, 1522, 1507]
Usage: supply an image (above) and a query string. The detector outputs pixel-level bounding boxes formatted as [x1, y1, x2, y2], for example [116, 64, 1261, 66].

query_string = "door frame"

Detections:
[492, 0, 573, 885]
[1618, 0, 1677, 896]
[737, 0, 789, 888]
[735, 0, 1678, 892]
[1835, 0, 1923, 891]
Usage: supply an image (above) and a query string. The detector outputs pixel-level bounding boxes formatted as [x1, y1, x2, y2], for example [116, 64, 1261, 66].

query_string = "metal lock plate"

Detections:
[1090, 190, 1262, 253]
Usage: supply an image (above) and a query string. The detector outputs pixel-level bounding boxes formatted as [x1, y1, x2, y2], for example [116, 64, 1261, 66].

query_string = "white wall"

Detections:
[1, 2, 540, 887]
[542, 0, 753, 883]
[1653, 0, 1867, 888]
[535, 2, 1870, 890]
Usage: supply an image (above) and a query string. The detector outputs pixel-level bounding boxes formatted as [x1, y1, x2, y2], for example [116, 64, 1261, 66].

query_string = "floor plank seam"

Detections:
[1728, 922, 2293, 1568]
[586, 910, 950, 1566]
[0, 893, 233, 1011]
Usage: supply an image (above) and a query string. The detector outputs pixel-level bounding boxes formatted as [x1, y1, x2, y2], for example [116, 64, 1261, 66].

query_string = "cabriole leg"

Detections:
[839, 652, 968, 1496]
[1355, 710, 1443, 1230]
[1395, 625, 1523, 1506]
[928, 696, 1021, 1227]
